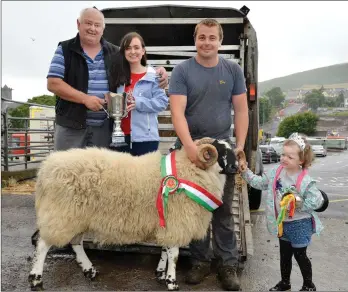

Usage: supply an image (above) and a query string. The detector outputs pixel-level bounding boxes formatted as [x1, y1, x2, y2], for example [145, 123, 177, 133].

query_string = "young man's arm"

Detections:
[231, 63, 249, 153]
[232, 92, 249, 151]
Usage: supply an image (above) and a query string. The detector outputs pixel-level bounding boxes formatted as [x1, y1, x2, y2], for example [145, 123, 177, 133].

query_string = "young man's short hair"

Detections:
[193, 18, 224, 41]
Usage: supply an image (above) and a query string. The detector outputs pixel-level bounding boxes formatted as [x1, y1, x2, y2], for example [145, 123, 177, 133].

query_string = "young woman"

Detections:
[241, 133, 325, 291]
[111, 32, 168, 156]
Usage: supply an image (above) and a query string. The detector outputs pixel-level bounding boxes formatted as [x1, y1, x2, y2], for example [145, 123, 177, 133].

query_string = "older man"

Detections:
[47, 7, 168, 150]
[169, 18, 249, 291]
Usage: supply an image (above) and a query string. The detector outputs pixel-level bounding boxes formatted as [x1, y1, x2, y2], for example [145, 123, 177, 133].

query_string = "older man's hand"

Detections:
[156, 67, 169, 89]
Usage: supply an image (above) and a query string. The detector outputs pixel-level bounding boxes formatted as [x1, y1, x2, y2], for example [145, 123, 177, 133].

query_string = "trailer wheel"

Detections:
[248, 186, 262, 210]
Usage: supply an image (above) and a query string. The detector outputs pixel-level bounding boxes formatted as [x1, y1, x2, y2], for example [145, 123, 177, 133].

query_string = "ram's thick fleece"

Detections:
[35, 147, 225, 248]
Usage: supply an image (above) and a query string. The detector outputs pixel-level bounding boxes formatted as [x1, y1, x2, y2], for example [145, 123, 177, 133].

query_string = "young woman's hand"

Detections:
[126, 95, 136, 112]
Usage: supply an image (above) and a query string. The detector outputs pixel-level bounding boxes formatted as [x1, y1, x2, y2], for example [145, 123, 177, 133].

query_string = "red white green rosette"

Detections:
[156, 151, 223, 227]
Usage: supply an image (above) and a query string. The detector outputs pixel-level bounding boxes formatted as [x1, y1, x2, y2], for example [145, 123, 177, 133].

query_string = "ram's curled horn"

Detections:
[195, 137, 215, 146]
[197, 144, 218, 167]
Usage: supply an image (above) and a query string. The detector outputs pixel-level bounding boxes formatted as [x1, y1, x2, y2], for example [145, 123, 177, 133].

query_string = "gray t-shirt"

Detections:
[168, 57, 246, 140]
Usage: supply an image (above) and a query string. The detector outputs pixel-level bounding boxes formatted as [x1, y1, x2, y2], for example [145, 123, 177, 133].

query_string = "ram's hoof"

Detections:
[166, 279, 179, 291]
[155, 270, 166, 283]
[83, 267, 99, 280]
[28, 274, 44, 291]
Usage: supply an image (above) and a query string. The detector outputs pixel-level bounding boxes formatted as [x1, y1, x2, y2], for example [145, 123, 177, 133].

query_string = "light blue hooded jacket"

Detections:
[116, 66, 168, 142]
[242, 165, 324, 237]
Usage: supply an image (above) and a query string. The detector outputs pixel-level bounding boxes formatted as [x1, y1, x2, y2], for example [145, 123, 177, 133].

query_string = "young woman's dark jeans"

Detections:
[114, 135, 159, 156]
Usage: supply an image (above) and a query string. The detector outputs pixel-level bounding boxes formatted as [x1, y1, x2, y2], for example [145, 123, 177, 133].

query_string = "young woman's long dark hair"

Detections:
[111, 32, 147, 88]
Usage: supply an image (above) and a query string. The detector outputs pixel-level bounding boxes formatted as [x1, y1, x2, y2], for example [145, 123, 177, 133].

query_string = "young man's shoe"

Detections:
[299, 282, 316, 291]
[217, 265, 241, 291]
[269, 280, 291, 291]
[185, 262, 211, 284]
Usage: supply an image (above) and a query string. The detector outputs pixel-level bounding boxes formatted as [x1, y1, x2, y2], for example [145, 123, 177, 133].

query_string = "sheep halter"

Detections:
[157, 151, 223, 227]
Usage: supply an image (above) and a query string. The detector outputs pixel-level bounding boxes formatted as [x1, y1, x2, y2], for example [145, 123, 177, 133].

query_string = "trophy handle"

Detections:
[122, 92, 129, 118]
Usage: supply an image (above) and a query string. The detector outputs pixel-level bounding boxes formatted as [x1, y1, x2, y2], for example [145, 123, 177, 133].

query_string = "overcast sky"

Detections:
[1, 1, 348, 102]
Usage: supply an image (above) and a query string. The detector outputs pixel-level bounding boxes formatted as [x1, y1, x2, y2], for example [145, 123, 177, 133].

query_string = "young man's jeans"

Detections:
[172, 138, 239, 267]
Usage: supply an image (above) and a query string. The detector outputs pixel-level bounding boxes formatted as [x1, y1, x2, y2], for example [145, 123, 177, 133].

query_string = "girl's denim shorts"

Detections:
[280, 217, 314, 248]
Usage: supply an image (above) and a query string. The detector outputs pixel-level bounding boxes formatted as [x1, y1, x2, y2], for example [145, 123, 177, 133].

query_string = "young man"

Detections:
[168, 19, 249, 291]
[47, 7, 168, 151]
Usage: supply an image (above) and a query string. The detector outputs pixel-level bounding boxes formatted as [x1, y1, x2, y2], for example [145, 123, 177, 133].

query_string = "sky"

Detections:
[1, 1, 348, 102]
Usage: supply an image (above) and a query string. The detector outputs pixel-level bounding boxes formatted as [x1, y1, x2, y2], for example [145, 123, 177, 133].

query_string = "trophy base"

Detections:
[110, 135, 128, 149]
[110, 142, 128, 149]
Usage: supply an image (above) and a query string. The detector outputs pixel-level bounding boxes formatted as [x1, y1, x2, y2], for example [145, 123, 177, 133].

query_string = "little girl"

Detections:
[241, 133, 324, 291]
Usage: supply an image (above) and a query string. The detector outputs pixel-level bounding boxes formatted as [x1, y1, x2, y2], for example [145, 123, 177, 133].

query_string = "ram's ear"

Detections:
[197, 144, 218, 167]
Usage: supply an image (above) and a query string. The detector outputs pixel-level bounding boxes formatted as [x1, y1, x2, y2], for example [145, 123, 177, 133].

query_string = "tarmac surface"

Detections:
[1, 185, 347, 291]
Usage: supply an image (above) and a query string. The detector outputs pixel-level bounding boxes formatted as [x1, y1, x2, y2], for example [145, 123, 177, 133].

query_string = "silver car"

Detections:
[312, 145, 327, 157]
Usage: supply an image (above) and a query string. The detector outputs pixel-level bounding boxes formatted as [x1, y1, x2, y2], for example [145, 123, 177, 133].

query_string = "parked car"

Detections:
[270, 137, 285, 156]
[260, 145, 279, 163]
[312, 145, 327, 157]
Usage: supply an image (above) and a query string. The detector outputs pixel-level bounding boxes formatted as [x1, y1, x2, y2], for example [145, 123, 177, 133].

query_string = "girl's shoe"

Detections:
[269, 281, 291, 291]
[299, 283, 316, 291]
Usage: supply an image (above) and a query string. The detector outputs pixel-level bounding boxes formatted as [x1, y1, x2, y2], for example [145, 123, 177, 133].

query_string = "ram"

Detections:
[28, 137, 245, 291]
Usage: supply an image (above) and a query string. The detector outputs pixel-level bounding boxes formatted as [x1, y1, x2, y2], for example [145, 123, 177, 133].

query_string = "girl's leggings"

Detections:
[279, 239, 313, 285]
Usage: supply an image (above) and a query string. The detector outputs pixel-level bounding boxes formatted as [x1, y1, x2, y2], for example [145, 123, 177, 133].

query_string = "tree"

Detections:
[264, 87, 285, 108]
[277, 111, 319, 138]
[259, 96, 272, 124]
[8, 95, 55, 129]
[335, 92, 345, 107]
[304, 88, 325, 110]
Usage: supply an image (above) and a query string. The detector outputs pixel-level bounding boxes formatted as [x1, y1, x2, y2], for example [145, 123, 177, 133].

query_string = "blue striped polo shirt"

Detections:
[47, 45, 109, 126]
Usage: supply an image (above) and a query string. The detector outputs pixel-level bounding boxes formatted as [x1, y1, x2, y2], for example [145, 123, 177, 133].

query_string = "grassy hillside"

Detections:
[259, 63, 348, 94]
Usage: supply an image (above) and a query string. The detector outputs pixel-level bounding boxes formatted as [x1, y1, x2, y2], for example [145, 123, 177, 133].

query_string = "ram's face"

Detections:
[212, 140, 238, 175]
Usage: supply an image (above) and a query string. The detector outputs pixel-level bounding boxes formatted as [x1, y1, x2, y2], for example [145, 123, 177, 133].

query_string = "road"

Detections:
[264, 103, 304, 137]
[1, 150, 347, 291]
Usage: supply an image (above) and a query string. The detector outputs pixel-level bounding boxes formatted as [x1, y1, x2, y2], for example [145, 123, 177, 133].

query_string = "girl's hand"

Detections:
[295, 195, 303, 210]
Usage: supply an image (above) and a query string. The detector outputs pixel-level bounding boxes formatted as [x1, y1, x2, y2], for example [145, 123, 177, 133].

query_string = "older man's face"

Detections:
[77, 9, 104, 45]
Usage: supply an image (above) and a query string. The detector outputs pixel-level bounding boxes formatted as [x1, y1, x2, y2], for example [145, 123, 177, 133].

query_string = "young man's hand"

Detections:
[185, 143, 207, 170]
[155, 67, 168, 89]
[234, 146, 248, 173]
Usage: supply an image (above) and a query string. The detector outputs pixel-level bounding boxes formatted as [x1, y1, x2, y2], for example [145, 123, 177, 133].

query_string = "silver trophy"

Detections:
[105, 92, 129, 148]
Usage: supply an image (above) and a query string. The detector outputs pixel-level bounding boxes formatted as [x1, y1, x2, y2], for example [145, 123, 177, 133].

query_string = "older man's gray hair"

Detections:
[78, 7, 105, 28]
